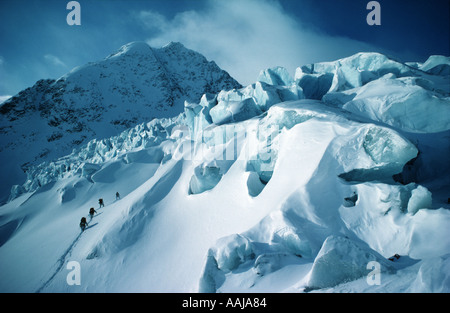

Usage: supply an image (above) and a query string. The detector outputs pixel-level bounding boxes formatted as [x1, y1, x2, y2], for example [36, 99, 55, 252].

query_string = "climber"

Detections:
[388, 254, 400, 262]
[80, 217, 88, 231]
[89, 207, 97, 219]
[99, 198, 104, 208]
[116, 192, 120, 200]
[344, 192, 358, 207]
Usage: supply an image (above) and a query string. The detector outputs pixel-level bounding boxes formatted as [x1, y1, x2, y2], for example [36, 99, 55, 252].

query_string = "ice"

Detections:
[270, 225, 312, 258]
[199, 234, 255, 292]
[202, 78, 304, 127]
[58, 184, 77, 203]
[211, 234, 255, 272]
[185, 74, 304, 133]
[406, 208, 450, 259]
[246, 153, 276, 185]
[407, 185, 432, 214]
[339, 181, 450, 260]
[253, 253, 295, 276]
[257, 66, 294, 86]
[209, 98, 262, 125]
[396, 130, 450, 186]
[8, 185, 25, 202]
[246, 171, 265, 197]
[11, 116, 179, 199]
[123, 147, 165, 164]
[343, 192, 358, 207]
[295, 52, 415, 97]
[198, 255, 224, 293]
[244, 102, 322, 188]
[208, 81, 304, 126]
[405, 61, 422, 70]
[189, 163, 223, 195]
[79, 163, 102, 181]
[409, 254, 450, 292]
[184, 93, 216, 139]
[336, 77, 450, 133]
[245, 210, 317, 259]
[246, 134, 278, 186]
[261, 104, 319, 131]
[295, 70, 334, 99]
[200, 208, 317, 291]
[307, 235, 396, 289]
[362, 126, 417, 169]
[339, 182, 412, 255]
[420, 55, 450, 76]
[334, 124, 418, 181]
[252, 81, 299, 111]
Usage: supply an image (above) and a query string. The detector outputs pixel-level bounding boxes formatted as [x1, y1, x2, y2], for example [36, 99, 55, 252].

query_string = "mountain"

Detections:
[0, 51, 449, 293]
[0, 41, 241, 203]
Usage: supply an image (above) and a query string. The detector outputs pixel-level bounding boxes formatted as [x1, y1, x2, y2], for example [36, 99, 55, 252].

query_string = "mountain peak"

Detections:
[109, 41, 188, 59]
[161, 41, 186, 50]
[107, 41, 153, 59]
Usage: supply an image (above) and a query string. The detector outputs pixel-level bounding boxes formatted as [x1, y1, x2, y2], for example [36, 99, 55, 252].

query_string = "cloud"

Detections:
[137, 10, 169, 31]
[138, 0, 381, 86]
[0, 95, 11, 104]
[44, 54, 67, 68]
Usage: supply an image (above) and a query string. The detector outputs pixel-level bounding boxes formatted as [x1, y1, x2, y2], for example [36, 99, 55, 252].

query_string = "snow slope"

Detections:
[0, 41, 241, 204]
[0, 51, 449, 293]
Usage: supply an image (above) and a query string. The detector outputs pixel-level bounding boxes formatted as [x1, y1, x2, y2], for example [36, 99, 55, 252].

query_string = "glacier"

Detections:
[0, 48, 449, 293]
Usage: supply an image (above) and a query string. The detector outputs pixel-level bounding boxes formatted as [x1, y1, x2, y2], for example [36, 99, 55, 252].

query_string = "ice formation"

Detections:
[323, 76, 450, 133]
[420, 55, 450, 76]
[306, 235, 396, 289]
[189, 164, 223, 195]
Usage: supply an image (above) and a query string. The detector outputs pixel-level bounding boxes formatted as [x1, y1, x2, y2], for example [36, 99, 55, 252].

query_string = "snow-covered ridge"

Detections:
[1, 50, 449, 293]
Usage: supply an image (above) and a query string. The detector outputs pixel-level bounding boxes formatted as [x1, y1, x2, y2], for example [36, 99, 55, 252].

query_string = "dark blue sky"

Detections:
[0, 0, 448, 97]
[282, 0, 449, 58]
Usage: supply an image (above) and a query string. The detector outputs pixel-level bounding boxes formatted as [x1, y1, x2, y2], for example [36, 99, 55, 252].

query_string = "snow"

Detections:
[294, 52, 415, 99]
[207, 80, 303, 126]
[324, 76, 450, 133]
[189, 164, 223, 195]
[0, 48, 449, 293]
[306, 235, 396, 289]
[184, 93, 216, 140]
[295, 71, 334, 100]
[420, 55, 450, 76]
[409, 254, 450, 293]
[208, 234, 255, 273]
[257, 66, 294, 86]
[210, 98, 262, 125]
[407, 185, 433, 214]
[336, 124, 419, 179]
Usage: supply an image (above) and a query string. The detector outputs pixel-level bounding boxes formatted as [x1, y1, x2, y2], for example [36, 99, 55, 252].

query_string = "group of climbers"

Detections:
[79, 192, 120, 231]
